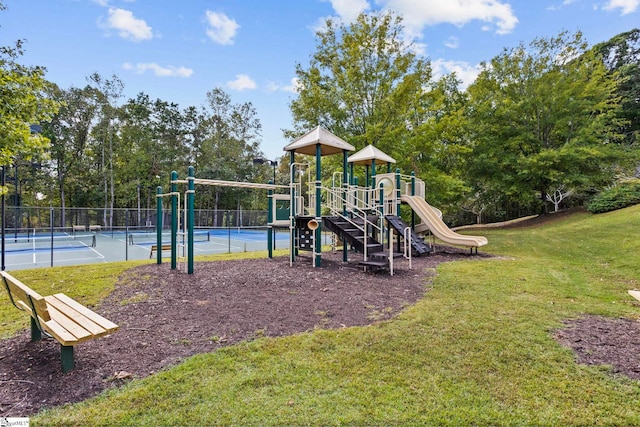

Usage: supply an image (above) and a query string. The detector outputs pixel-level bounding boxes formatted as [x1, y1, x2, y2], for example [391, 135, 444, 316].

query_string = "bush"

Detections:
[587, 180, 640, 213]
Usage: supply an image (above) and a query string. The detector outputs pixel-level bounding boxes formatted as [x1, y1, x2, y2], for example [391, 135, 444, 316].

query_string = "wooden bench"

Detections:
[1, 271, 118, 372]
[149, 243, 172, 259]
[72, 225, 86, 234]
[89, 225, 101, 232]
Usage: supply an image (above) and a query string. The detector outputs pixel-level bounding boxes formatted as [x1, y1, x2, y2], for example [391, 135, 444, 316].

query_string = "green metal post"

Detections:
[156, 186, 163, 265]
[314, 143, 322, 267]
[396, 168, 402, 252]
[290, 151, 297, 263]
[371, 159, 377, 196]
[379, 185, 385, 245]
[171, 171, 178, 270]
[187, 166, 195, 274]
[30, 317, 41, 342]
[349, 163, 354, 186]
[267, 180, 273, 259]
[61, 345, 74, 373]
[395, 168, 401, 216]
[343, 149, 349, 262]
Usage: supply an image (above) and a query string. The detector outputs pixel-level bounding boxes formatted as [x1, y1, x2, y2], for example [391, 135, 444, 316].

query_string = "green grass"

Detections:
[4, 209, 640, 425]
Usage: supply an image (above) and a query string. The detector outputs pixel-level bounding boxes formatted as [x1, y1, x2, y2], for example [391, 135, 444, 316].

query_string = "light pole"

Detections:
[252, 158, 277, 183]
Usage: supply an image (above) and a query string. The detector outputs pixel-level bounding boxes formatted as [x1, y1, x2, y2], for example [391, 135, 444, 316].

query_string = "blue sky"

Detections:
[2, 0, 638, 160]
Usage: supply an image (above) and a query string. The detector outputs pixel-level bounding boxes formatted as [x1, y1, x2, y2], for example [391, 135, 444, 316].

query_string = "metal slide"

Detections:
[400, 195, 488, 249]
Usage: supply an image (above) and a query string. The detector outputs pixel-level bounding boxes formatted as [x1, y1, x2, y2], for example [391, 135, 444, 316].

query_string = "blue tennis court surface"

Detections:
[2, 228, 329, 271]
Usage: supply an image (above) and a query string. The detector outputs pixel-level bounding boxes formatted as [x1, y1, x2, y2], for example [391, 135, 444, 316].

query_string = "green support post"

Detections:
[314, 143, 322, 267]
[171, 171, 178, 270]
[30, 317, 41, 342]
[267, 180, 273, 259]
[156, 186, 163, 265]
[290, 151, 297, 263]
[343, 149, 348, 262]
[187, 166, 195, 274]
[379, 185, 385, 245]
[396, 168, 402, 253]
[371, 159, 377, 211]
[395, 168, 401, 216]
[61, 345, 74, 373]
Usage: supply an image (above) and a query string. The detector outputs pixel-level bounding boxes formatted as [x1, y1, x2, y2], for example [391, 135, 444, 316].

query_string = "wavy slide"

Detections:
[401, 195, 488, 249]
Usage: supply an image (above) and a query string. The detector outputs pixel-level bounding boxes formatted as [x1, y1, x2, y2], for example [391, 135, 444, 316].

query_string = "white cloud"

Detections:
[205, 11, 240, 45]
[227, 74, 257, 91]
[327, 0, 371, 21]
[602, 0, 639, 14]
[432, 58, 480, 89]
[444, 36, 459, 48]
[267, 78, 301, 93]
[101, 8, 153, 42]
[123, 63, 193, 78]
[379, 0, 518, 36]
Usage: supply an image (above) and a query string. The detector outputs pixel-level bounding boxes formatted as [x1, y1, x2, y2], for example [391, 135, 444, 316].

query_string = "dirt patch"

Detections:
[0, 249, 474, 417]
[555, 315, 640, 379]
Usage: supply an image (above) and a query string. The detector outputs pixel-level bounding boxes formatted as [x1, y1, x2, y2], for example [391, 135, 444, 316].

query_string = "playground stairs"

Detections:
[384, 215, 432, 256]
[323, 216, 384, 255]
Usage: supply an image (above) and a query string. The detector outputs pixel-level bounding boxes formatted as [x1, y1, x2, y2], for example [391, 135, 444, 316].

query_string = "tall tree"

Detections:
[593, 28, 640, 148]
[289, 11, 431, 153]
[45, 85, 101, 217]
[87, 73, 124, 227]
[0, 7, 59, 185]
[288, 11, 468, 207]
[465, 31, 628, 212]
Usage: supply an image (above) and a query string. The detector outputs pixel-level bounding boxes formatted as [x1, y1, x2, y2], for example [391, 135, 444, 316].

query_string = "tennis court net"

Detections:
[4, 234, 97, 253]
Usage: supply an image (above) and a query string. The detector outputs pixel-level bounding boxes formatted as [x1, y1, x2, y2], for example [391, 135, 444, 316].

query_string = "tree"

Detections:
[593, 29, 640, 147]
[288, 11, 468, 206]
[289, 13, 429, 151]
[465, 31, 628, 213]
[45, 84, 102, 219]
[1, 23, 59, 188]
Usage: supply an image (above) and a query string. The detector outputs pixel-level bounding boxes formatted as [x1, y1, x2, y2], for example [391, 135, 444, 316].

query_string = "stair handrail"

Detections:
[403, 226, 413, 270]
[323, 186, 384, 261]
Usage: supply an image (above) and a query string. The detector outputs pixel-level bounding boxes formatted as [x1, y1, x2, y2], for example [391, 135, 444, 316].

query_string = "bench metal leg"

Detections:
[61, 345, 75, 373]
[30, 317, 42, 342]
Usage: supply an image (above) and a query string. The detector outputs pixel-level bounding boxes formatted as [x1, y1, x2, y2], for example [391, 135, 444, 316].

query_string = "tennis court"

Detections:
[1, 227, 328, 271]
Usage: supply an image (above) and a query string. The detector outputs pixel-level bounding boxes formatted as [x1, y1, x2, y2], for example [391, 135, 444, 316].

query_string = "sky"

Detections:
[2, 0, 639, 161]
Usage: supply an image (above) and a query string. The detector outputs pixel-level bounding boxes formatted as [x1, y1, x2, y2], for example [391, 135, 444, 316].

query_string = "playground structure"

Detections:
[156, 126, 487, 275]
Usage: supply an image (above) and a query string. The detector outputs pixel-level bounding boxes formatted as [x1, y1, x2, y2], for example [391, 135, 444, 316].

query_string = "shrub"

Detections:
[587, 180, 640, 213]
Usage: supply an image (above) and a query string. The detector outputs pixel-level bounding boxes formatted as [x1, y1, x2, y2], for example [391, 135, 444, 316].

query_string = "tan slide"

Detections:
[401, 195, 488, 249]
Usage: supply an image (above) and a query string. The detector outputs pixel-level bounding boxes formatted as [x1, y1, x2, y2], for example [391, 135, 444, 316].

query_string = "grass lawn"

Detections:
[3, 207, 640, 426]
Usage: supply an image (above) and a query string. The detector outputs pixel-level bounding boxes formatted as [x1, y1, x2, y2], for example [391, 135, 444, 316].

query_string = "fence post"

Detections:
[171, 171, 178, 270]
[156, 186, 163, 265]
[267, 180, 273, 259]
[187, 166, 195, 274]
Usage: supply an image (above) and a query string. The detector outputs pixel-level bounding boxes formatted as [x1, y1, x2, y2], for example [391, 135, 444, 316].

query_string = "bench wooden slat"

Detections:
[41, 318, 81, 346]
[45, 295, 107, 338]
[2, 273, 51, 321]
[51, 293, 118, 332]
[46, 301, 98, 342]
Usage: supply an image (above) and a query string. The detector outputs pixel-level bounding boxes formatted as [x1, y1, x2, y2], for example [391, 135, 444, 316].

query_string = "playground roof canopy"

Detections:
[348, 144, 396, 165]
[283, 125, 355, 156]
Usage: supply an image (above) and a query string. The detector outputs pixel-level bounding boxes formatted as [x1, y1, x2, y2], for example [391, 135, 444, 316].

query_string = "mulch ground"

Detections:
[2, 236, 639, 418]
[0, 248, 470, 417]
